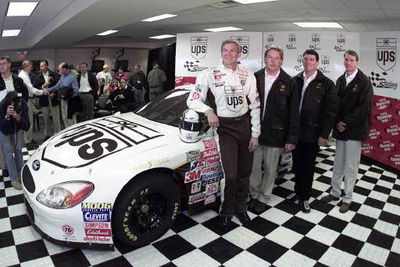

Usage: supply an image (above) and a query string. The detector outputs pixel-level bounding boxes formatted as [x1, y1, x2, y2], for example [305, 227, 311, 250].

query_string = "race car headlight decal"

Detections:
[36, 181, 94, 209]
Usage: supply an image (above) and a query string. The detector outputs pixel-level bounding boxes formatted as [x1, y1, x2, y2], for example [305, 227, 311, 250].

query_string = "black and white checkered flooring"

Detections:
[0, 147, 399, 267]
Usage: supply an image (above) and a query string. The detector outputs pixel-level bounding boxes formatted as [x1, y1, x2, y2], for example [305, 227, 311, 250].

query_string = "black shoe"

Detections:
[2, 169, 8, 177]
[247, 198, 258, 209]
[26, 142, 38, 150]
[219, 215, 232, 227]
[299, 200, 311, 213]
[235, 212, 250, 224]
[253, 201, 267, 213]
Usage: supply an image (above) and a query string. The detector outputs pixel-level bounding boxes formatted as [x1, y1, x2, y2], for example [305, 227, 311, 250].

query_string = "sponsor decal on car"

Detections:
[203, 139, 217, 150]
[204, 194, 216, 205]
[132, 158, 170, 171]
[81, 203, 112, 243]
[205, 182, 219, 195]
[191, 181, 202, 194]
[42, 116, 163, 168]
[188, 192, 206, 204]
[186, 150, 200, 162]
[184, 169, 202, 184]
[200, 149, 219, 158]
[32, 160, 40, 171]
[62, 224, 74, 236]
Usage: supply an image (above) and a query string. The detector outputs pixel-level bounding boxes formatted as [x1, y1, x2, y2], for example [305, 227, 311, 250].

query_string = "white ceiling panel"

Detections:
[0, 0, 399, 51]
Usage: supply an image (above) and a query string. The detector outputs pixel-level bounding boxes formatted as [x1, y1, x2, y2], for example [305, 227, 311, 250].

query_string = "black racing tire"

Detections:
[112, 172, 180, 247]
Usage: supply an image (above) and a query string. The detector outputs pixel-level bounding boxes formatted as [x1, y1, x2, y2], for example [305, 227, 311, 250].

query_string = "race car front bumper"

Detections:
[24, 196, 114, 250]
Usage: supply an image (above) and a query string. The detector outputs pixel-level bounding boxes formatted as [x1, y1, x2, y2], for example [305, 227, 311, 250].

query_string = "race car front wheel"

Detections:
[112, 172, 180, 247]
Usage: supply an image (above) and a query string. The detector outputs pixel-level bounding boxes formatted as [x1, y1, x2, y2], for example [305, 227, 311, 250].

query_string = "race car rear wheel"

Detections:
[112, 172, 180, 247]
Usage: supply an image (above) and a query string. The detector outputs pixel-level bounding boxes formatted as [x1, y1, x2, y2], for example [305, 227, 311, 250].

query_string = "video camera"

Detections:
[13, 93, 23, 114]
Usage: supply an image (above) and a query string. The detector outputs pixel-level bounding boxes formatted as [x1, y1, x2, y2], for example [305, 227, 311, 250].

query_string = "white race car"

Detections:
[22, 86, 224, 249]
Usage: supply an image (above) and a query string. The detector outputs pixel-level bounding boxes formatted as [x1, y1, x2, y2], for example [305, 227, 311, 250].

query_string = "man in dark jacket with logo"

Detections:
[77, 62, 99, 122]
[321, 50, 373, 213]
[248, 46, 299, 213]
[33, 60, 61, 138]
[293, 50, 338, 213]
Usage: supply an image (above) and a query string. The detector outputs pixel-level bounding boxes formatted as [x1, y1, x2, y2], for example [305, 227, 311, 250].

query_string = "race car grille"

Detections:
[22, 165, 36, 193]
[24, 197, 35, 223]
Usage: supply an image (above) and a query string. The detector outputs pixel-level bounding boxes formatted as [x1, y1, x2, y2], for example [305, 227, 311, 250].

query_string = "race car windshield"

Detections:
[136, 89, 190, 127]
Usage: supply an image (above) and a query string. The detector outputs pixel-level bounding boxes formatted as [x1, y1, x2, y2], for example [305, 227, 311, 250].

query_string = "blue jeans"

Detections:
[0, 130, 23, 181]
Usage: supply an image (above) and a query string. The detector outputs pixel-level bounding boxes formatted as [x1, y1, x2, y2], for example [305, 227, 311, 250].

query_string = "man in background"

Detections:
[77, 62, 98, 122]
[18, 60, 47, 149]
[46, 63, 79, 128]
[33, 60, 61, 139]
[129, 64, 147, 103]
[147, 63, 167, 101]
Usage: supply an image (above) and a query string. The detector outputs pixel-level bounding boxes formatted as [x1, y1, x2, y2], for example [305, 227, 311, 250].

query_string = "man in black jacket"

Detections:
[293, 50, 338, 213]
[321, 50, 373, 213]
[129, 64, 148, 103]
[77, 62, 99, 122]
[248, 46, 300, 213]
[33, 60, 61, 138]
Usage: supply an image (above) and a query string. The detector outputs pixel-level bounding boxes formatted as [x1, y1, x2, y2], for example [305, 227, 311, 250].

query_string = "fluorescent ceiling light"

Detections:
[293, 22, 343, 28]
[149, 34, 176, 39]
[235, 0, 278, 4]
[2, 29, 21, 37]
[204, 26, 243, 32]
[97, 30, 119, 36]
[7, 2, 38, 16]
[142, 14, 177, 22]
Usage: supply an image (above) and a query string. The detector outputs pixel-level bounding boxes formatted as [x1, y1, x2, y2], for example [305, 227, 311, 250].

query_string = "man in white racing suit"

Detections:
[187, 40, 260, 227]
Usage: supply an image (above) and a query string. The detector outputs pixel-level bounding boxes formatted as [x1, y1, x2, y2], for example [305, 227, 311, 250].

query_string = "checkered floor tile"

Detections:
[0, 147, 399, 267]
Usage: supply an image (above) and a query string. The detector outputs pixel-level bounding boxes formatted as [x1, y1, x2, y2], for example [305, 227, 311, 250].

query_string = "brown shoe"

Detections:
[339, 202, 350, 213]
[321, 194, 340, 203]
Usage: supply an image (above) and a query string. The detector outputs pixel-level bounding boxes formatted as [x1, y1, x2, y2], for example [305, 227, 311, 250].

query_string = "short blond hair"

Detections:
[22, 60, 32, 69]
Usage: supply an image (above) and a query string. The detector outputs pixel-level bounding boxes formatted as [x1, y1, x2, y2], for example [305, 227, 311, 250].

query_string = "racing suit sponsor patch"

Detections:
[224, 86, 244, 112]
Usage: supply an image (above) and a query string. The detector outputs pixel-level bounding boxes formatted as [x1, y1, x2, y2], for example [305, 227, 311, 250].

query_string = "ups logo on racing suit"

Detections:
[225, 86, 244, 112]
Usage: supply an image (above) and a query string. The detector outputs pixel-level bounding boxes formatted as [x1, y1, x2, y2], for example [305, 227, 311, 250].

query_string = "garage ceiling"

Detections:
[0, 0, 399, 51]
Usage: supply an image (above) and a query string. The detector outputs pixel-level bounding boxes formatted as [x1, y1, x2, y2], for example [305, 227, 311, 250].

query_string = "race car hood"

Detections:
[35, 113, 178, 169]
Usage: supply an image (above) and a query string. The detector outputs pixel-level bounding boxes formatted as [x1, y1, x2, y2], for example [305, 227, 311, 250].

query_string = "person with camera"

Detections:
[0, 56, 28, 178]
[0, 91, 30, 190]
[106, 79, 136, 112]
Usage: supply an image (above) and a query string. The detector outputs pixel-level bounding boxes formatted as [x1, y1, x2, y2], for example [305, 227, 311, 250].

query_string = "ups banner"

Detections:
[262, 31, 359, 82]
[360, 32, 400, 170]
[175, 32, 263, 81]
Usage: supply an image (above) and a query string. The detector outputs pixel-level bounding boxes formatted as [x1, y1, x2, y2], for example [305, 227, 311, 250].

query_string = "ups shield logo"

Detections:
[376, 38, 396, 71]
[191, 36, 208, 60]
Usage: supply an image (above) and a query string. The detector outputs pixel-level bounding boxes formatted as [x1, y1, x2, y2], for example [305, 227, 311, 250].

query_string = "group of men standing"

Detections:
[187, 40, 373, 227]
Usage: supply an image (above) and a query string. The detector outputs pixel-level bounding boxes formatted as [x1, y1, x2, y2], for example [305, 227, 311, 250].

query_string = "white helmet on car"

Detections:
[179, 109, 203, 143]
